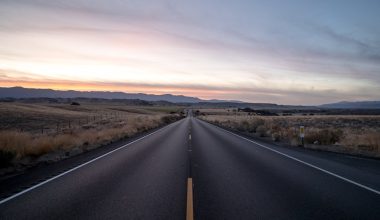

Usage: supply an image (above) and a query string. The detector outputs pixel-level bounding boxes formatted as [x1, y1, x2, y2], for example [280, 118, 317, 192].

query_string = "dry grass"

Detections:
[0, 102, 183, 133]
[0, 102, 183, 167]
[199, 114, 380, 158]
[0, 116, 160, 157]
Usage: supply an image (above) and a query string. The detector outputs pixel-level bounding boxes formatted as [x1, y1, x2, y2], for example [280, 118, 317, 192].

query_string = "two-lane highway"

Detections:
[1, 115, 380, 219]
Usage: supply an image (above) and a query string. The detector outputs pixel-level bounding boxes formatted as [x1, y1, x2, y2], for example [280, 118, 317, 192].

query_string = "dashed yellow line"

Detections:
[186, 178, 194, 220]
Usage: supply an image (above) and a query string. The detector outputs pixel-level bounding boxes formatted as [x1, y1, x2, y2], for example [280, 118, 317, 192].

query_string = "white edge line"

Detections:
[0, 121, 179, 205]
[200, 119, 380, 196]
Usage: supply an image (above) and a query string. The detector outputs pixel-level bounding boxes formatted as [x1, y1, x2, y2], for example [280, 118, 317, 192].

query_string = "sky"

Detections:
[0, 0, 379, 105]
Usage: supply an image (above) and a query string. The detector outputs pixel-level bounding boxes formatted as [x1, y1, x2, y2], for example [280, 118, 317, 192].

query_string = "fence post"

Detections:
[299, 126, 305, 146]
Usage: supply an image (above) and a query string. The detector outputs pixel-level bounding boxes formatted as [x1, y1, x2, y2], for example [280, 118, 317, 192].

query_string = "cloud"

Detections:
[307, 23, 380, 63]
[1, 68, 379, 105]
[0, 0, 380, 104]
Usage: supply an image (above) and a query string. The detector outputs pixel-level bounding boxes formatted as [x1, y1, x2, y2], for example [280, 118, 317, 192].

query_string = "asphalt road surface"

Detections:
[1, 115, 380, 219]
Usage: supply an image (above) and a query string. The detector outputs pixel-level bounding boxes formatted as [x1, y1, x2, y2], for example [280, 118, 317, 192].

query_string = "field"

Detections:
[0, 100, 184, 169]
[197, 108, 380, 158]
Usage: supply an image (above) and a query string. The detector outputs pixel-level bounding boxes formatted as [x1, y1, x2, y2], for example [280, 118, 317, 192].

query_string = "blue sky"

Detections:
[0, 0, 379, 104]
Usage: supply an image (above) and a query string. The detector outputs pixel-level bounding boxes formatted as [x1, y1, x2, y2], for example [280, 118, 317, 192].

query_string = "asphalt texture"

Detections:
[1, 115, 380, 219]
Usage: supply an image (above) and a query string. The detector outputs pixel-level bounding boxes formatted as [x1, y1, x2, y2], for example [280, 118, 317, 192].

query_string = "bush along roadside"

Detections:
[199, 116, 380, 159]
[0, 114, 184, 172]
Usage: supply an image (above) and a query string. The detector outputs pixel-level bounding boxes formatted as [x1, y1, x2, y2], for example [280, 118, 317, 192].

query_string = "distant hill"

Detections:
[0, 87, 302, 108]
[0, 87, 205, 103]
[194, 101, 316, 110]
[3, 87, 378, 109]
[320, 101, 380, 109]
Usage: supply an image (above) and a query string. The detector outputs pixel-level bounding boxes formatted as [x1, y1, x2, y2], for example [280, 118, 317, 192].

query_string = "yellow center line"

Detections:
[186, 178, 194, 220]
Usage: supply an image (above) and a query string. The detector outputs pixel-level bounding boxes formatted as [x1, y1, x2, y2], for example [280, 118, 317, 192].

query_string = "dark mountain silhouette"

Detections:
[320, 101, 380, 109]
[2, 87, 378, 109]
[0, 87, 206, 103]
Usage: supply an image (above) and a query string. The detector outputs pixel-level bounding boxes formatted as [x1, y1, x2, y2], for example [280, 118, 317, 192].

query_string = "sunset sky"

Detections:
[0, 0, 379, 104]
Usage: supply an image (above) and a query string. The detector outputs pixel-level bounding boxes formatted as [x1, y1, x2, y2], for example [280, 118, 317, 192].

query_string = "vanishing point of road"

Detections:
[1, 114, 380, 219]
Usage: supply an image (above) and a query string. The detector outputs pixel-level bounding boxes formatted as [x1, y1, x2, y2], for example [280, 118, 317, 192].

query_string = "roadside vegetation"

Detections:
[197, 109, 380, 158]
[0, 101, 184, 169]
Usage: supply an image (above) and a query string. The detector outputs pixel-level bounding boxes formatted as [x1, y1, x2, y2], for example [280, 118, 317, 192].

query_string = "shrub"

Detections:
[256, 125, 267, 137]
[251, 118, 265, 133]
[199, 114, 380, 157]
[305, 129, 343, 145]
[0, 114, 180, 163]
[161, 115, 183, 124]
[237, 120, 250, 132]
[271, 132, 280, 142]
[342, 132, 380, 154]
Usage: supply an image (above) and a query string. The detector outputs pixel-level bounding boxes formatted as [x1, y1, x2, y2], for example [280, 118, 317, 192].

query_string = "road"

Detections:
[1, 115, 380, 219]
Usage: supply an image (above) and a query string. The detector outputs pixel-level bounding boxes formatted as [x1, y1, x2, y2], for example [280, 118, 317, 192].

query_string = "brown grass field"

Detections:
[0, 101, 184, 169]
[198, 108, 380, 158]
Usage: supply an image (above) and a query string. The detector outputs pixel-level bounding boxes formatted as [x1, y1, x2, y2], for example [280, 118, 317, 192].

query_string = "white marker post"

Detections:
[300, 126, 305, 146]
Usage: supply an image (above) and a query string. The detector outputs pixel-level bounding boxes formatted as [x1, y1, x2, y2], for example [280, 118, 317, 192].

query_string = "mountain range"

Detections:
[0, 87, 211, 103]
[1, 87, 379, 108]
[319, 101, 380, 109]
